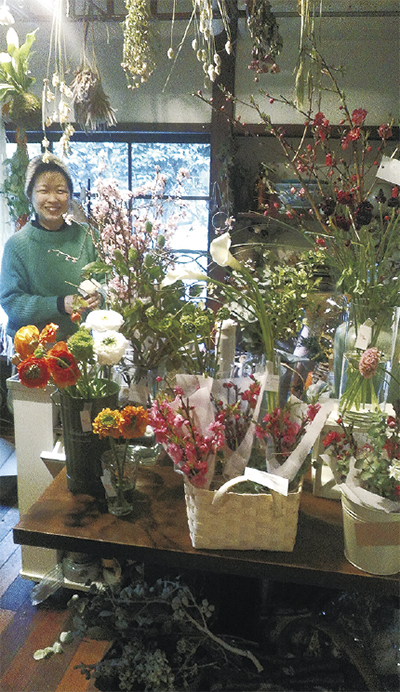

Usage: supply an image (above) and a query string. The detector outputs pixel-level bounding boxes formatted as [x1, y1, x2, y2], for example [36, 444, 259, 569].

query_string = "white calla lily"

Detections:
[6, 27, 18, 49]
[162, 267, 207, 287]
[0, 52, 11, 64]
[210, 232, 243, 271]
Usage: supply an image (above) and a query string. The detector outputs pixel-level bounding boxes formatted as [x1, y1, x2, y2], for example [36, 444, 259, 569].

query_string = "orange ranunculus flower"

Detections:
[14, 325, 40, 359]
[17, 356, 50, 388]
[92, 408, 122, 439]
[119, 405, 149, 439]
[47, 341, 81, 388]
[39, 323, 59, 345]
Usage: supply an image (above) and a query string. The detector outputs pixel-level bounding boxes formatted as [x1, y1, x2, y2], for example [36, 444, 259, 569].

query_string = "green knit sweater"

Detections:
[0, 219, 98, 340]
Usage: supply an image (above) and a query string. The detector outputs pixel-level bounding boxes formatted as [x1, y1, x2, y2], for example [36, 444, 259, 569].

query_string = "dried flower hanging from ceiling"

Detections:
[41, 0, 74, 157]
[121, 0, 157, 89]
[71, 21, 117, 131]
[246, 0, 283, 75]
[165, 0, 233, 89]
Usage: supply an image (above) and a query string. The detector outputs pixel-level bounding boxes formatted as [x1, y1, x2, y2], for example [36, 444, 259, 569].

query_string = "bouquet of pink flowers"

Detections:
[149, 377, 225, 488]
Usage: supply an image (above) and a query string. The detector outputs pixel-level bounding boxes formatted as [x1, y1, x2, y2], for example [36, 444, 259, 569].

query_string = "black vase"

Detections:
[58, 380, 120, 498]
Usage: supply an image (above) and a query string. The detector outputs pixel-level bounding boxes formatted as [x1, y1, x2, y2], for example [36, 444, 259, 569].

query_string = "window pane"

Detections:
[53, 141, 129, 196]
[6, 142, 42, 159]
[131, 142, 210, 197]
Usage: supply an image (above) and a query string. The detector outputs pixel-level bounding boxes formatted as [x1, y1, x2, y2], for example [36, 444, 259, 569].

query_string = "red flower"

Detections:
[351, 108, 367, 126]
[47, 342, 81, 388]
[325, 153, 334, 167]
[322, 430, 343, 448]
[39, 323, 59, 345]
[17, 357, 50, 389]
[378, 123, 393, 140]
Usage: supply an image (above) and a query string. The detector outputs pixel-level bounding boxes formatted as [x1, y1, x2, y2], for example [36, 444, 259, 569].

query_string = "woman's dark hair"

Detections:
[25, 156, 73, 199]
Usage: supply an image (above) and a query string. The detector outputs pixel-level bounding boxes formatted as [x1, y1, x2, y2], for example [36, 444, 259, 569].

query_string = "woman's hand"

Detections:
[64, 292, 102, 316]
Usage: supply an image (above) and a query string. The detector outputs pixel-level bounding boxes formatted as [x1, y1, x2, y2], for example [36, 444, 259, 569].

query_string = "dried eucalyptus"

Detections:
[121, 0, 157, 89]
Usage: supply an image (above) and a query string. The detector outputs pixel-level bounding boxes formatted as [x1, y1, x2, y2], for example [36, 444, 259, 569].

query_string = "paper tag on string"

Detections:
[377, 155, 400, 185]
[265, 373, 280, 392]
[354, 322, 372, 350]
[80, 409, 92, 432]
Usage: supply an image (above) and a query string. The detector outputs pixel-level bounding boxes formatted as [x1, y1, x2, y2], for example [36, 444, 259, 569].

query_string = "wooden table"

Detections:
[13, 464, 399, 595]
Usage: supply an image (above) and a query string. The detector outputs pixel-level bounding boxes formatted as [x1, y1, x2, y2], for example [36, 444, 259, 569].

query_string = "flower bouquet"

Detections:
[92, 404, 149, 515]
[84, 172, 223, 383]
[321, 404, 400, 574]
[13, 311, 128, 497]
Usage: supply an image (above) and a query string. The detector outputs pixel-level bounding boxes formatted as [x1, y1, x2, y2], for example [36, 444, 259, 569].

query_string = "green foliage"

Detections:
[223, 245, 321, 356]
[1, 143, 30, 221]
[0, 29, 41, 128]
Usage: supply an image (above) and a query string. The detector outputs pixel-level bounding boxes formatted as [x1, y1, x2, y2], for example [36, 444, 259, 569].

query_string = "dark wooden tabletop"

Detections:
[13, 464, 399, 595]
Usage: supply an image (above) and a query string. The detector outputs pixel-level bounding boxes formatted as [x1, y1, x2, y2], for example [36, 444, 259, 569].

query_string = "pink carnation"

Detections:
[358, 347, 381, 379]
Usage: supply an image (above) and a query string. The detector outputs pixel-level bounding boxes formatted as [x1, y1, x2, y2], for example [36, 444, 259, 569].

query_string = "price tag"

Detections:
[354, 322, 372, 350]
[265, 373, 280, 392]
[377, 155, 400, 185]
[80, 409, 92, 432]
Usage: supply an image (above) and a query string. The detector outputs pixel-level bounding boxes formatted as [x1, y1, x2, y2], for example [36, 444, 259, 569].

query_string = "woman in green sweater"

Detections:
[0, 154, 101, 340]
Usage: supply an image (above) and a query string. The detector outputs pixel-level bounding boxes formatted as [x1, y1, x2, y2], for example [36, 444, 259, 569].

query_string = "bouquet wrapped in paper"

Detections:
[321, 406, 400, 513]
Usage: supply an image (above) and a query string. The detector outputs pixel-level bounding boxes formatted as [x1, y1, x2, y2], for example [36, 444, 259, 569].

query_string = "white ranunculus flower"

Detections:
[161, 268, 207, 287]
[94, 330, 128, 366]
[85, 309, 124, 332]
[210, 232, 243, 271]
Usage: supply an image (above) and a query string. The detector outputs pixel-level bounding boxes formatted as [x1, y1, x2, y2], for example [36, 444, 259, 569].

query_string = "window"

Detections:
[52, 137, 211, 275]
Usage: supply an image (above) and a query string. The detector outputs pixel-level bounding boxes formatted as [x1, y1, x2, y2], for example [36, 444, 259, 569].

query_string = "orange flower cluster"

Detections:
[92, 406, 149, 440]
[13, 323, 81, 390]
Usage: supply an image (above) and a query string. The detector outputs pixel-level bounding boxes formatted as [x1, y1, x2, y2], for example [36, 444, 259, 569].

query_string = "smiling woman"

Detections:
[0, 154, 102, 340]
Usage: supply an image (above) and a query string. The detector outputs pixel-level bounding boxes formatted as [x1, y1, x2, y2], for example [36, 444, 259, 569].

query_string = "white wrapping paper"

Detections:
[321, 453, 400, 514]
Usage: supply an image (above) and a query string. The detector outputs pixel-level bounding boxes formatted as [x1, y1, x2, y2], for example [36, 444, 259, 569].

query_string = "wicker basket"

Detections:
[184, 479, 302, 551]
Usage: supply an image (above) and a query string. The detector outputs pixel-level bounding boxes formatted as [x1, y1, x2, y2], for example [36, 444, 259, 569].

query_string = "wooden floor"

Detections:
[0, 417, 110, 692]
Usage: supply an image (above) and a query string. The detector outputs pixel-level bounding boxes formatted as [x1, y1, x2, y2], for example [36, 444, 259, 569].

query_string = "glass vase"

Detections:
[334, 304, 399, 418]
[101, 446, 139, 516]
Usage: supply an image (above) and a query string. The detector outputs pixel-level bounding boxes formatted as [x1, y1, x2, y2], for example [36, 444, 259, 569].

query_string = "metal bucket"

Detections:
[341, 494, 400, 575]
[58, 380, 119, 498]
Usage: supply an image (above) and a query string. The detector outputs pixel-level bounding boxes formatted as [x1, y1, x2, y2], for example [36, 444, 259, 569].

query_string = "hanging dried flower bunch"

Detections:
[71, 64, 117, 131]
[166, 0, 233, 87]
[246, 0, 283, 74]
[71, 22, 117, 131]
[121, 0, 157, 89]
[294, 0, 323, 106]
[41, 0, 74, 157]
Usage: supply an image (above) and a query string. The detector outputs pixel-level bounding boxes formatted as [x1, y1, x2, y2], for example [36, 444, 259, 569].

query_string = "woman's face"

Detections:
[31, 170, 71, 230]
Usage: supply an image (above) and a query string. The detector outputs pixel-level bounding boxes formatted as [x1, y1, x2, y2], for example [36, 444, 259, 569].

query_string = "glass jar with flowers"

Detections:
[321, 402, 400, 575]
[92, 404, 149, 516]
[12, 310, 128, 497]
